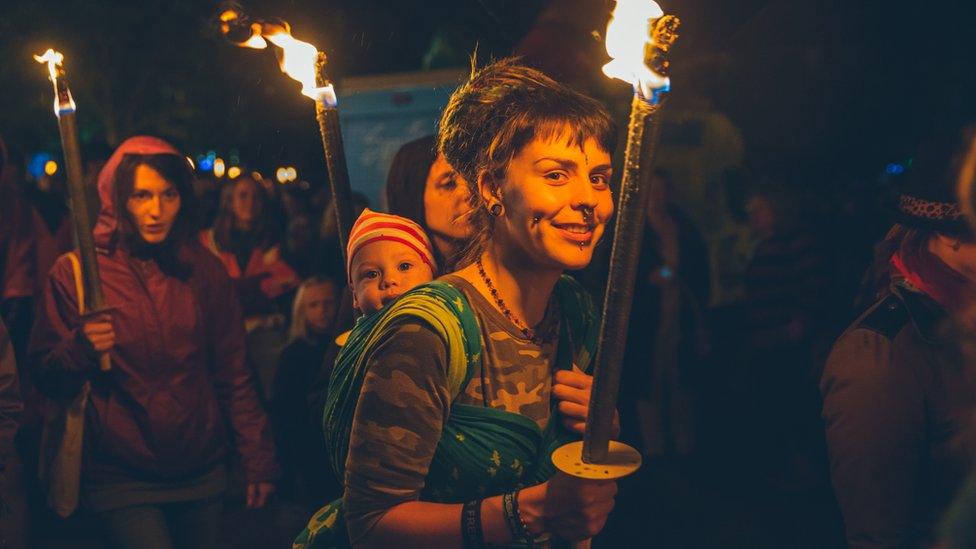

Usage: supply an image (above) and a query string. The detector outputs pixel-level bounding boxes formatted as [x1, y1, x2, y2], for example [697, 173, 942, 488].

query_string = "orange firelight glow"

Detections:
[602, 0, 669, 98]
[33, 48, 77, 114]
[33, 48, 63, 81]
[221, 10, 336, 104]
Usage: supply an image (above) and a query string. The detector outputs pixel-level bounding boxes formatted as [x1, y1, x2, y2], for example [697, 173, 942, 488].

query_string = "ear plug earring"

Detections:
[489, 203, 503, 216]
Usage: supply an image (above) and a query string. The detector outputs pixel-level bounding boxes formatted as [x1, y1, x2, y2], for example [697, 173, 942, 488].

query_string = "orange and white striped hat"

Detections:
[346, 209, 437, 281]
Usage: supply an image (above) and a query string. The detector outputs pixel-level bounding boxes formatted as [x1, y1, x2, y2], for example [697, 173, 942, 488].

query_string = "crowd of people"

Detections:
[1, 57, 976, 549]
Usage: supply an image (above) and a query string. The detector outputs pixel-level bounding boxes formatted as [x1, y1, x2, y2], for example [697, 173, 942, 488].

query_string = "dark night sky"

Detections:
[2, 0, 974, 186]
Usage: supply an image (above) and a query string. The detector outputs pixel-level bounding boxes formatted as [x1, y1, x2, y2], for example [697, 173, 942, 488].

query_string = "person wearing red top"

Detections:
[199, 175, 300, 400]
[29, 136, 279, 549]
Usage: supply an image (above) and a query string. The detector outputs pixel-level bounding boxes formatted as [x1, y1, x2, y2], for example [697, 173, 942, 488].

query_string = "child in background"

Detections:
[273, 277, 340, 509]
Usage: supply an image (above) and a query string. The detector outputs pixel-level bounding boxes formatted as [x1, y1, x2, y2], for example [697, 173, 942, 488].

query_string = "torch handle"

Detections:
[582, 95, 663, 463]
[57, 104, 111, 372]
[316, 105, 356, 259]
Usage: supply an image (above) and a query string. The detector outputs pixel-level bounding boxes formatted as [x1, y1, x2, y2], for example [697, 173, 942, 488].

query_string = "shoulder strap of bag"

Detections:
[65, 252, 85, 315]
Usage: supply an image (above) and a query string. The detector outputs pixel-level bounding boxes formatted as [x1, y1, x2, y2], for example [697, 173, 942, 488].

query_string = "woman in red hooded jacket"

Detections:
[29, 136, 279, 549]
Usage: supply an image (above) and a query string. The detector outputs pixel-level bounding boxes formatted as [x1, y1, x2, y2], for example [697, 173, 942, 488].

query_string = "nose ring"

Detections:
[582, 206, 594, 223]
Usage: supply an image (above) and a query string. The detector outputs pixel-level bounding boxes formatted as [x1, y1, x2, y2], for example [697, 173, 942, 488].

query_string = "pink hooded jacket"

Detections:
[29, 136, 279, 485]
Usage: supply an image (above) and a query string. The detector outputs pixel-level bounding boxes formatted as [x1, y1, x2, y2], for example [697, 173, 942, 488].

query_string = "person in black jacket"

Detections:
[822, 126, 976, 548]
[0, 318, 24, 548]
[273, 276, 341, 509]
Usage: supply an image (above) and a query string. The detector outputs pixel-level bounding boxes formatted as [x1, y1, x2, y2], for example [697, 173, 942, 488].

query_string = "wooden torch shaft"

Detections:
[582, 95, 663, 463]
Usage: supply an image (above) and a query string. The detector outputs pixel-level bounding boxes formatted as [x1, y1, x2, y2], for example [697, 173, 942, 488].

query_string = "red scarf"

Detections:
[891, 248, 976, 318]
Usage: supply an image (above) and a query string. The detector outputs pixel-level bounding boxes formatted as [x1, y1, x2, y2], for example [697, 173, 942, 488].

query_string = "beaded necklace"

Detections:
[475, 258, 555, 344]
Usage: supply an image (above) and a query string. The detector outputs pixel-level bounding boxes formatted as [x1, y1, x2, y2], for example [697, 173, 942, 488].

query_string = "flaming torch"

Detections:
[34, 49, 111, 372]
[552, 0, 680, 530]
[218, 7, 355, 256]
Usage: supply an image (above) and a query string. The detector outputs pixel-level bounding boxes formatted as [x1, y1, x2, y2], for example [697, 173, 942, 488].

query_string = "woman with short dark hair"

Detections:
[298, 58, 620, 548]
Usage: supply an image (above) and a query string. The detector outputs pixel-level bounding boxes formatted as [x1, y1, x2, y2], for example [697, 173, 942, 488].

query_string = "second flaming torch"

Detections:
[219, 7, 355, 257]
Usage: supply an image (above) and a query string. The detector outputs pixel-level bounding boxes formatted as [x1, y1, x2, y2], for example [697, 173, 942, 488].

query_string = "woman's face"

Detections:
[486, 127, 613, 271]
[126, 164, 182, 244]
[231, 179, 261, 226]
[303, 281, 338, 334]
[423, 154, 472, 242]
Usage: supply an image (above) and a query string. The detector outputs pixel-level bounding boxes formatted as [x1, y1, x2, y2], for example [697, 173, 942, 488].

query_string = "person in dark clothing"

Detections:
[29, 136, 279, 549]
[620, 169, 710, 458]
[0, 318, 25, 548]
[822, 126, 976, 548]
[273, 276, 341, 509]
[0, 135, 36, 367]
[741, 183, 830, 487]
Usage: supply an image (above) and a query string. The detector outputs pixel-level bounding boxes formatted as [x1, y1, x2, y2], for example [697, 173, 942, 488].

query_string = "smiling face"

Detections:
[126, 164, 182, 244]
[350, 240, 435, 315]
[484, 127, 614, 271]
[423, 153, 473, 244]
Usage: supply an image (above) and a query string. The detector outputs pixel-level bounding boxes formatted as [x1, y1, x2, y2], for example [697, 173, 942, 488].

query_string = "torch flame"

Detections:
[602, 0, 669, 98]
[33, 48, 64, 82]
[219, 9, 335, 104]
[264, 29, 326, 100]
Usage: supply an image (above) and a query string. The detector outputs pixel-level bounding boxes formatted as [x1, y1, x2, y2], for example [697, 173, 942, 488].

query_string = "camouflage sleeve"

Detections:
[343, 320, 451, 545]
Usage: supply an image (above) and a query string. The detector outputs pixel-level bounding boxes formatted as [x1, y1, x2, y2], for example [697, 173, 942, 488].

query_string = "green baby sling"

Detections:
[295, 275, 598, 548]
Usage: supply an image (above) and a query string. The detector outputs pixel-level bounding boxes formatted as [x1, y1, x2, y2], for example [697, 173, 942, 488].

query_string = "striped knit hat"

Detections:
[346, 209, 437, 281]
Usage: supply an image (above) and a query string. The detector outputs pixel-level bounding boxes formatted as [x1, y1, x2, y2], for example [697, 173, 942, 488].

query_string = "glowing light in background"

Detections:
[286, 166, 297, 182]
[213, 158, 226, 178]
[186, 156, 196, 170]
[886, 163, 905, 175]
[227, 166, 242, 179]
[276, 166, 288, 184]
[44, 160, 59, 176]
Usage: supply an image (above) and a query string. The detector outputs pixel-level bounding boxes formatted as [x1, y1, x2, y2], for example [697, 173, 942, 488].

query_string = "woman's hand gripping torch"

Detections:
[551, 2, 680, 546]
[34, 49, 112, 372]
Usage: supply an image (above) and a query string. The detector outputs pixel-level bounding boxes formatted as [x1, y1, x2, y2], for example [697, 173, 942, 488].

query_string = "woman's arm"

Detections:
[821, 328, 924, 548]
[345, 322, 616, 548]
[27, 257, 100, 398]
[203, 259, 280, 489]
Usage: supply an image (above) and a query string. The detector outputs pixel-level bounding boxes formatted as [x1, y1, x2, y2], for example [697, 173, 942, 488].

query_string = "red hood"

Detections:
[94, 136, 181, 248]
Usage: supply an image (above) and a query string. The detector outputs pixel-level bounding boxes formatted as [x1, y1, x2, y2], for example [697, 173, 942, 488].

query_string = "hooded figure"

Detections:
[822, 125, 976, 548]
[29, 136, 279, 548]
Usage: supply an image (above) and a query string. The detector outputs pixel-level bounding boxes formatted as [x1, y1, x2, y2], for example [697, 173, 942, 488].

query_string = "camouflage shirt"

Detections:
[343, 275, 560, 543]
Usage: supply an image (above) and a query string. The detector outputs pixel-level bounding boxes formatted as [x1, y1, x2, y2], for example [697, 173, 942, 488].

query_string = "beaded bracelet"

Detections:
[505, 490, 537, 547]
[501, 491, 522, 541]
[461, 499, 485, 548]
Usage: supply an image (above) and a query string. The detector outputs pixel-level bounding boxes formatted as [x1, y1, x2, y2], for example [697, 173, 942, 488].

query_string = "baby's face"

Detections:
[350, 240, 434, 315]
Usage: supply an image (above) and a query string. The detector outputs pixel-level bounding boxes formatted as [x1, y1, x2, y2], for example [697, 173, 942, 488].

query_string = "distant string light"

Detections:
[213, 158, 226, 178]
[44, 160, 59, 176]
[227, 166, 242, 179]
